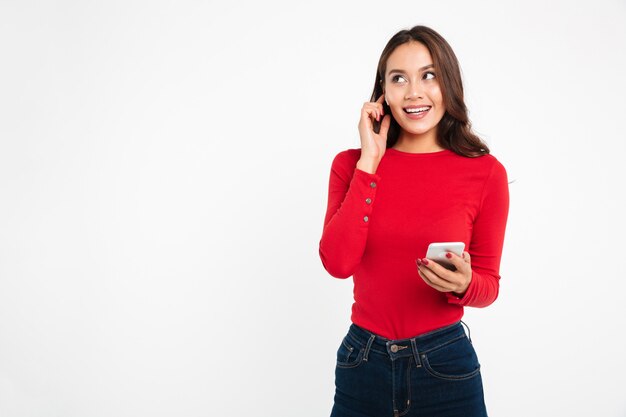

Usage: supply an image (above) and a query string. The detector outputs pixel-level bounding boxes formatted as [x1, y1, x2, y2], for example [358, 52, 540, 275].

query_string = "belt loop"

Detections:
[410, 338, 422, 368]
[460, 320, 472, 343]
[362, 334, 376, 362]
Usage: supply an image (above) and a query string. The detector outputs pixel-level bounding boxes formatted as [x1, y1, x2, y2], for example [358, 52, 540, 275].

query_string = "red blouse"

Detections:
[319, 147, 510, 339]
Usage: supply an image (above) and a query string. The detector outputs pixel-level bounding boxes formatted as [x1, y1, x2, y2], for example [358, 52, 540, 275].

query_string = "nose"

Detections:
[405, 80, 424, 100]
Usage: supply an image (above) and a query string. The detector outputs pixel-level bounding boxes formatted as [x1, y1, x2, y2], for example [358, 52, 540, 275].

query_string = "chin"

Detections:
[399, 125, 436, 136]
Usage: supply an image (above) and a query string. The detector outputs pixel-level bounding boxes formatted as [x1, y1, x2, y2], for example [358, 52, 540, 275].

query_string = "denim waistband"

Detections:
[345, 321, 469, 367]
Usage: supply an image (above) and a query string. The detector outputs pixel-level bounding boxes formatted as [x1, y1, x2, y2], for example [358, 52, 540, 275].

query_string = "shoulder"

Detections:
[480, 153, 508, 182]
[331, 148, 361, 166]
[329, 148, 361, 175]
[455, 152, 507, 180]
[472, 154, 509, 199]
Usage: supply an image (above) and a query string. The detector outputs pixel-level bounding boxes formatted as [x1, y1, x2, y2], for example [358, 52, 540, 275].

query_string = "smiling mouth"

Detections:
[403, 106, 431, 114]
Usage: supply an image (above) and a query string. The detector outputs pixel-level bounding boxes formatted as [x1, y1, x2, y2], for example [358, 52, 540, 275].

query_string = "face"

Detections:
[383, 41, 446, 142]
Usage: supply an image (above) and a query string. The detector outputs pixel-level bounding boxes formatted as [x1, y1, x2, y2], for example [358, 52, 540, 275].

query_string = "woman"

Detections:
[319, 25, 510, 417]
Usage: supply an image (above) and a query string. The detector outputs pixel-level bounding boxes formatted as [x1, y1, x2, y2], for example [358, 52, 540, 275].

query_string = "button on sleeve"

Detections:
[354, 168, 380, 225]
[319, 158, 382, 278]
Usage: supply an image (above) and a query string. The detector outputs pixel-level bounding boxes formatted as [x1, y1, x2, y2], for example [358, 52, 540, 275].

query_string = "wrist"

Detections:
[356, 158, 379, 174]
[453, 289, 467, 298]
[454, 274, 472, 298]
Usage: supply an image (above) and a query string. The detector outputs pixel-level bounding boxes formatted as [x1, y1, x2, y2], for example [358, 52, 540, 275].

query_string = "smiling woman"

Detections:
[371, 26, 490, 158]
[383, 43, 446, 152]
[319, 25, 510, 417]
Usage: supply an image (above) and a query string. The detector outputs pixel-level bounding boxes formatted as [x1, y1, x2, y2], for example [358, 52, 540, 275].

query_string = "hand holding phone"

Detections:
[425, 242, 465, 271]
[418, 242, 472, 296]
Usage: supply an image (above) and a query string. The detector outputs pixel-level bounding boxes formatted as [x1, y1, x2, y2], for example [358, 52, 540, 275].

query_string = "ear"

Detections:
[379, 80, 388, 105]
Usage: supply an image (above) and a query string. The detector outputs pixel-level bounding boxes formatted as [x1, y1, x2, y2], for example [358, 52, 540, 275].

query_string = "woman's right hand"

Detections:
[358, 94, 391, 169]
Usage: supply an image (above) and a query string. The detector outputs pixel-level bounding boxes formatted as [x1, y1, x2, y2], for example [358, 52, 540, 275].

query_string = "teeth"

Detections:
[405, 107, 430, 113]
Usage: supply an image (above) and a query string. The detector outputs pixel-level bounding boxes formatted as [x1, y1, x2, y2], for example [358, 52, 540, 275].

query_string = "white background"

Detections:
[1, 1, 625, 416]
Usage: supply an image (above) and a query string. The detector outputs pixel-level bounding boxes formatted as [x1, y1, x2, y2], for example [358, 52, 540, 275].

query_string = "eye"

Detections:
[391, 75, 407, 83]
[423, 71, 436, 80]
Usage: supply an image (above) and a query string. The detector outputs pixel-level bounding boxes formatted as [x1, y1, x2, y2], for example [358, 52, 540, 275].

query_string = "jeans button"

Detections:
[390, 344, 399, 353]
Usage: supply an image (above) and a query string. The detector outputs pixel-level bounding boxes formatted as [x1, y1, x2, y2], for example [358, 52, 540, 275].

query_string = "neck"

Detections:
[394, 130, 443, 153]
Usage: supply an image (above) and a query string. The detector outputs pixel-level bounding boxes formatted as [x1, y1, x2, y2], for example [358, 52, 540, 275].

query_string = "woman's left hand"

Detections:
[416, 251, 472, 297]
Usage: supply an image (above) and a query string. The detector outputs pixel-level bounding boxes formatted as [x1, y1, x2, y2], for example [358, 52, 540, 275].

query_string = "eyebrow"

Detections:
[387, 64, 434, 75]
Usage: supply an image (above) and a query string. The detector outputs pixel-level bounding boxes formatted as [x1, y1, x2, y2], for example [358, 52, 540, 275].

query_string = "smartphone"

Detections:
[425, 242, 465, 271]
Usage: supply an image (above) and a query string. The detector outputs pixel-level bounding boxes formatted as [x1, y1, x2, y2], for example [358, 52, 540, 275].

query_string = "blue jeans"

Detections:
[330, 321, 488, 417]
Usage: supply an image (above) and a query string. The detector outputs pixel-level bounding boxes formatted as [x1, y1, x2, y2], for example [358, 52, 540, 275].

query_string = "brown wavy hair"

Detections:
[372, 25, 489, 157]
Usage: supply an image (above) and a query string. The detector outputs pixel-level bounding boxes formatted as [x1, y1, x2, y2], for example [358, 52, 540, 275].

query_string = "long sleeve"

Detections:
[319, 151, 381, 278]
[318, 147, 510, 339]
[447, 159, 510, 307]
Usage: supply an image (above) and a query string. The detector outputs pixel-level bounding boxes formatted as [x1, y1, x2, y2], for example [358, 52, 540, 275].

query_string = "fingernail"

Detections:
[422, 258, 429, 265]
[416, 258, 422, 265]
[445, 253, 452, 259]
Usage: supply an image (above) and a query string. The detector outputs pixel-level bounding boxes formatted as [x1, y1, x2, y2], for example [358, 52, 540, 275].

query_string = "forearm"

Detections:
[319, 167, 381, 278]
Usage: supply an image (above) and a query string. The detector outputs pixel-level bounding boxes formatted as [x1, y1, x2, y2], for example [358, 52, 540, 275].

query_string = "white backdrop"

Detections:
[1, 1, 626, 416]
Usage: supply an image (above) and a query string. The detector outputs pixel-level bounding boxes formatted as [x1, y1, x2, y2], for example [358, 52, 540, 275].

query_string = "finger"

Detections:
[418, 264, 452, 288]
[359, 108, 373, 131]
[369, 96, 385, 117]
[364, 104, 380, 121]
[362, 106, 379, 123]
[462, 251, 471, 264]
[442, 252, 469, 272]
[418, 267, 453, 292]
[365, 102, 384, 116]
[422, 261, 468, 291]
[420, 258, 455, 283]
